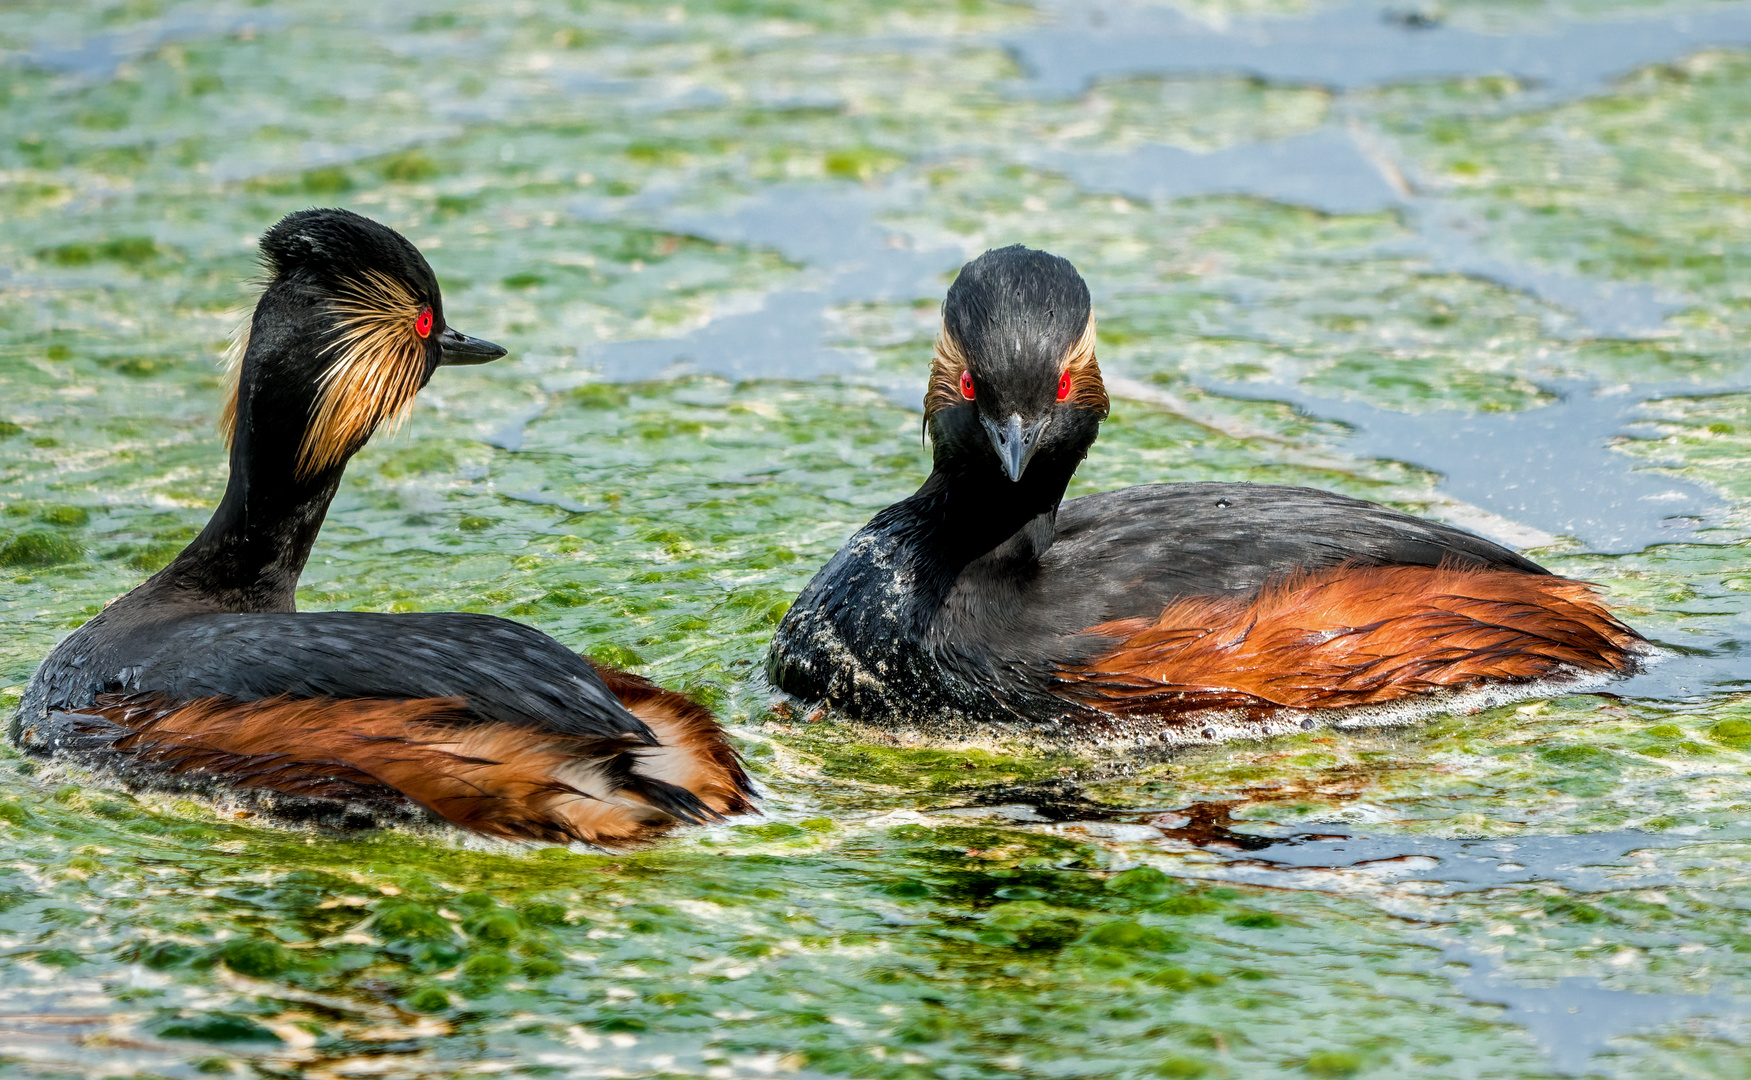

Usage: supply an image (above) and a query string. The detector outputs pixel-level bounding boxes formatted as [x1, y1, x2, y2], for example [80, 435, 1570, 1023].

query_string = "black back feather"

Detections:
[23, 611, 653, 745]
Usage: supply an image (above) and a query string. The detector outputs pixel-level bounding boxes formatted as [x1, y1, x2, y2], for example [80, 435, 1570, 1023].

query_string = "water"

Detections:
[2, 0, 1750, 1076]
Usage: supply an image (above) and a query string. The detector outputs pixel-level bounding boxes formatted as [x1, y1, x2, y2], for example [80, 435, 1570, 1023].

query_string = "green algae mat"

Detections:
[4, 1, 1751, 1076]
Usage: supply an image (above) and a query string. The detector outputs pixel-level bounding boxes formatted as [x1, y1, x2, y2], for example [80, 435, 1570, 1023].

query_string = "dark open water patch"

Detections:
[1011, 0, 1751, 97]
[951, 791, 1751, 1074]
[1199, 377, 1727, 553]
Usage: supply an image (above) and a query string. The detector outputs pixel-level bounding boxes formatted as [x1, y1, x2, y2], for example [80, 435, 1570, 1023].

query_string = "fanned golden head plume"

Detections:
[1061, 313, 1108, 418]
[217, 305, 254, 448]
[924, 322, 974, 421]
[923, 312, 1107, 421]
[296, 268, 430, 480]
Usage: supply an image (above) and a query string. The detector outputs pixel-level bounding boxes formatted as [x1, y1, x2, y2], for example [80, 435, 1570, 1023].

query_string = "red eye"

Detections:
[1057, 370, 1072, 401]
[414, 307, 433, 338]
[960, 370, 975, 399]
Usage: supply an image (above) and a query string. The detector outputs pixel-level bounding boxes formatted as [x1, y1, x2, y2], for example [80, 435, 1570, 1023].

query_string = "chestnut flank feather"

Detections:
[1059, 564, 1641, 716]
[592, 663, 757, 814]
[68, 692, 750, 846]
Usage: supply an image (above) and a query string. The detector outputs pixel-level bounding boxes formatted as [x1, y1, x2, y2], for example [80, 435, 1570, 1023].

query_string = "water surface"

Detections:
[2, 1, 1750, 1077]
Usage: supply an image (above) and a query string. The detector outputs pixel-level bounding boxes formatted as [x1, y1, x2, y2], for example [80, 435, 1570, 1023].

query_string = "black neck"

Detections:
[131, 311, 350, 615]
[891, 446, 1082, 587]
[142, 427, 345, 614]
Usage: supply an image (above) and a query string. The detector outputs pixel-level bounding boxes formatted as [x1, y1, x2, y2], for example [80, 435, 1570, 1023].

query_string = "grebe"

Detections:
[766, 245, 1645, 743]
[13, 209, 754, 843]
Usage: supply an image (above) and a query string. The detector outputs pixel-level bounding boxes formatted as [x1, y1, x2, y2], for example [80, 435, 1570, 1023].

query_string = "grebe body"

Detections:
[767, 246, 1645, 741]
[15, 209, 753, 842]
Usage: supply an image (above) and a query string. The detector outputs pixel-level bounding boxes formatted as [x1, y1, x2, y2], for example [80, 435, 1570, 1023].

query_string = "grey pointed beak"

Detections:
[983, 412, 1049, 482]
[438, 326, 507, 365]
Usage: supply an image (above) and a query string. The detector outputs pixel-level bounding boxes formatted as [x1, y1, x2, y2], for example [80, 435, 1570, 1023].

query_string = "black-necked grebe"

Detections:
[767, 245, 1645, 742]
[14, 208, 754, 843]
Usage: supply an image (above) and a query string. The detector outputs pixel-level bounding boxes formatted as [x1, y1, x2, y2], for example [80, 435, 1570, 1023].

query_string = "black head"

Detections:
[222, 208, 505, 482]
[924, 245, 1109, 483]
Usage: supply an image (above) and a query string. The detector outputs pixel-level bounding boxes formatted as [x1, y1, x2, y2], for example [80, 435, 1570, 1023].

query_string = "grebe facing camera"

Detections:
[767, 245, 1646, 743]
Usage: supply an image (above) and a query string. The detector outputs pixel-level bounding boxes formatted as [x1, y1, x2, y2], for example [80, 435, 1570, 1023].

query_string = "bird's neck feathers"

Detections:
[147, 278, 428, 613]
[898, 436, 1089, 580]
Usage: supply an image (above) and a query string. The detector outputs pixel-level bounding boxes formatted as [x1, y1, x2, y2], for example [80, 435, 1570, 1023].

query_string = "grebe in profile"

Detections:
[14, 209, 754, 843]
[767, 245, 1646, 742]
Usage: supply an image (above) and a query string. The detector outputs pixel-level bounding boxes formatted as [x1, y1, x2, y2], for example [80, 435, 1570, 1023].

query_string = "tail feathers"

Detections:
[626, 772, 721, 825]
[590, 663, 759, 814]
[62, 691, 752, 846]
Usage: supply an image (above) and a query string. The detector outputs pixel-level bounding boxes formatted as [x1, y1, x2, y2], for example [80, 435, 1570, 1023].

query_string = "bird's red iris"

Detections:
[1057, 370, 1072, 401]
[414, 307, 434, 338]
[960, 370, 975, 399]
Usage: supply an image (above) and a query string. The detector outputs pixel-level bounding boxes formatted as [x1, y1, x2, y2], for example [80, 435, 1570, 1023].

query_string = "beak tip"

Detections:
[438, 327, 508, 365]
[989, 413, 1036, 482]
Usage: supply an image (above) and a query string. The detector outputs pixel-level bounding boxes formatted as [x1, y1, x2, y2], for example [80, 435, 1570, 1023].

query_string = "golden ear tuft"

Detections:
[923, 313, 1107, 423]
[217, 306, 254, 448]
[1060, 314, 1108, 418]
[296, 269, 428, 480]
[924, 324, 973, 422]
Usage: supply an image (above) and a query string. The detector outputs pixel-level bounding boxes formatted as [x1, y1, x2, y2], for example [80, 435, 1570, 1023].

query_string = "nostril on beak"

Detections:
[985, 412, 1050, 482]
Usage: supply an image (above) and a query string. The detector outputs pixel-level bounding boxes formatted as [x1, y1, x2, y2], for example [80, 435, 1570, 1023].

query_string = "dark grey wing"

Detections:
[107, 611, 651, 742]
[979, 482, 1547, 637]
[1058, 481, 1541, 583]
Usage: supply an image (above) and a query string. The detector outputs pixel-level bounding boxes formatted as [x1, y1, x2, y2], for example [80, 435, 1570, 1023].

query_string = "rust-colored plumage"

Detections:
[70, 687, 751, 847]
[925, 314, 1108, 421]
[768, 244, 1651, 736]
[592, 663, 757, 819]
[1059, 564, 1641, 716]
[19, 210, 757, 848]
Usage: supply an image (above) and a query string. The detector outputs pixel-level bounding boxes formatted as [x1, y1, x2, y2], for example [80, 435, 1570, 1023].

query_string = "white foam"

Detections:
[812, 647, 1661, 754]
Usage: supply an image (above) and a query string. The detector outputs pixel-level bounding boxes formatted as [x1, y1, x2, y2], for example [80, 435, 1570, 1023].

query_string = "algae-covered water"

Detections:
[4, 0, 1751, 1076]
